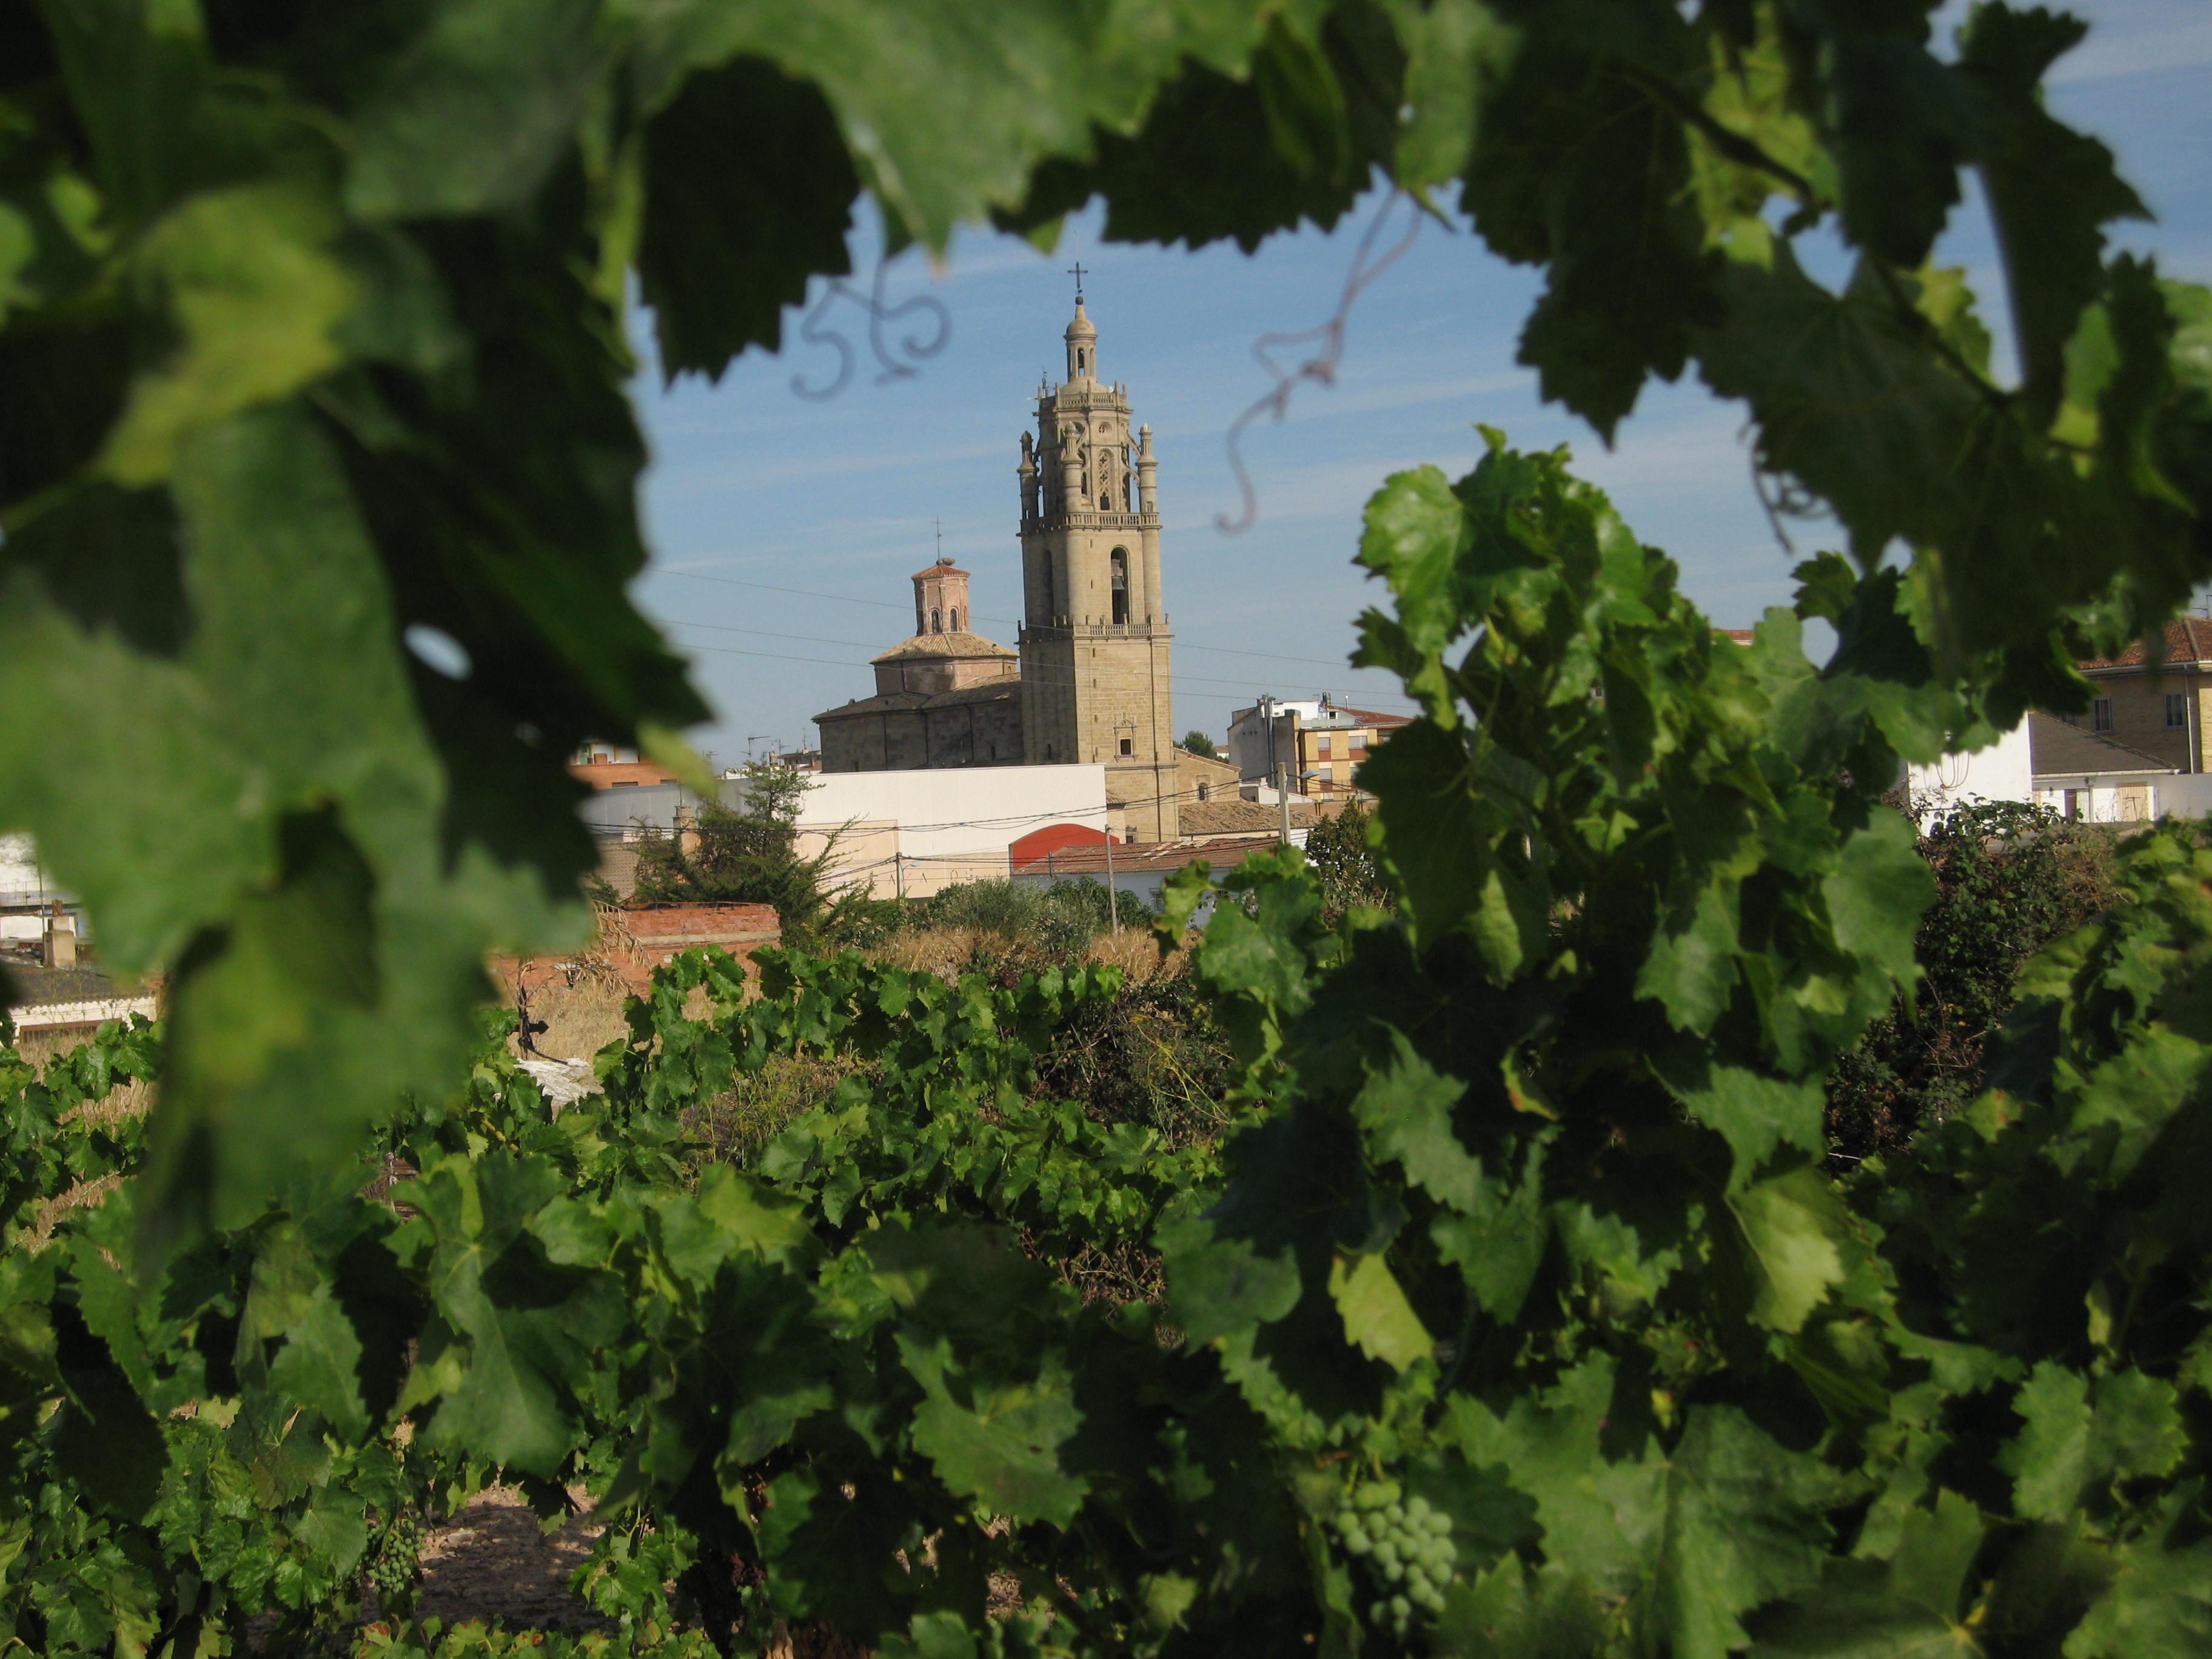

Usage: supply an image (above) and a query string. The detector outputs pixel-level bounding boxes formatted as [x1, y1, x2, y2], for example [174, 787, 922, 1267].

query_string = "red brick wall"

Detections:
[492, 902, 781, 1000]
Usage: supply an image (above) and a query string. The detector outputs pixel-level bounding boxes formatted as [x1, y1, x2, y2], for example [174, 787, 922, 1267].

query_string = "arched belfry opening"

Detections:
[930, 608, 942, 634]
[1110, 548, 1129, 625]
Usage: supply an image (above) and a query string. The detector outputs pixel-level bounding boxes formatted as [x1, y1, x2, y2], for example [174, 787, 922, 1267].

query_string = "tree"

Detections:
[1825, 799, 2120, 1160]
[1180, 730, 1218, 759]
[1302, 798, 1391, 915]
[632, 762, 852, 943]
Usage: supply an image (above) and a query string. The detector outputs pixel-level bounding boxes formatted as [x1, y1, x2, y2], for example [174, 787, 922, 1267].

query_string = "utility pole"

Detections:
[893, 850, 903, 901]
[1276, 760, 1292, 846]
[1103, 826, 1119, 933]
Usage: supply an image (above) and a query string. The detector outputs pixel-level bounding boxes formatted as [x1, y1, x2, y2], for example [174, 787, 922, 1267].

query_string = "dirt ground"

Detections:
[406, 1487, 614, 1634]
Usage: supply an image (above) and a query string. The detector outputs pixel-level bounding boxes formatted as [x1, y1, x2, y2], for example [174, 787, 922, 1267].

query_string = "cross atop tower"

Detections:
[1067, 260, 1087, 299]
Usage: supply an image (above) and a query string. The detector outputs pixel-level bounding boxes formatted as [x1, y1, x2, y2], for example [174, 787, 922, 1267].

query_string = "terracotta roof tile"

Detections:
[2079, 617, 2212, 671]
[869, 630, 1017, 664]
[1182, 800, 1317, 835]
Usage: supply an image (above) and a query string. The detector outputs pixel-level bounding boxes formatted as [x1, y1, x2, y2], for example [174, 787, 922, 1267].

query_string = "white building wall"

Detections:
[1906, 722, 2036, 811]
[2154, 774, 2212, 819]
[796, 764, 1109, 899]
[0, 834, 47, 902]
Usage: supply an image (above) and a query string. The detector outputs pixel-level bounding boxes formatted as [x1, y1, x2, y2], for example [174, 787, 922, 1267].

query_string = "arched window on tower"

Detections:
[930, 608, 942, 634]
[1110, 548, 1129, 625]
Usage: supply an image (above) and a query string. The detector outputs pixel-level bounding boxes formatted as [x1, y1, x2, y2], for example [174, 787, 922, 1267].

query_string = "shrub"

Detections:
[1825, 799, 2120, 1159]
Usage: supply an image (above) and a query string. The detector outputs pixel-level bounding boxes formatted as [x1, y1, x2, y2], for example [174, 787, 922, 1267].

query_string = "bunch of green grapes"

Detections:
[367, 1507, 425, 1607]
[1332, 1481, 1454, 1638]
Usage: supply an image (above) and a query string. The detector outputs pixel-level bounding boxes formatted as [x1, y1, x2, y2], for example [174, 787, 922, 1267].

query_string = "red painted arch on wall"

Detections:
[1008, 821, 1115, 871]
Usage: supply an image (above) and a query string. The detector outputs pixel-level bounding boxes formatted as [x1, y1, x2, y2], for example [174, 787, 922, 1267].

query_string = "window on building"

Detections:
[2094, 697, 2114, 732]
[1198, 783, 1210, 802]
[1315, 734, 1332, 757]
[1110, 548, 1129, 625]
[930, 608, 942, 634]
[2167, 691, 2188, 729]
[1119, 737, 1133, 756]
[1349, 731, 1367, 751]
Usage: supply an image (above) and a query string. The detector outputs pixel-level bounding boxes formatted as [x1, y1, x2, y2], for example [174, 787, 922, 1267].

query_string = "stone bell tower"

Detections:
[1014, 290, 1178, 839]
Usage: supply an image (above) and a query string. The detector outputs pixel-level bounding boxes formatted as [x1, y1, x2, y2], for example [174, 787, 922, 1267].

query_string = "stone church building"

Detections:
[814, 296, 1181, 839]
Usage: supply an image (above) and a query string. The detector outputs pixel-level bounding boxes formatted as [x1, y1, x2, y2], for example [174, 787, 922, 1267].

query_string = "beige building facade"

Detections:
[1225, 695, 1409, 799]
[2059, 617, 2212, 773]
[816, 296, 1181, 839]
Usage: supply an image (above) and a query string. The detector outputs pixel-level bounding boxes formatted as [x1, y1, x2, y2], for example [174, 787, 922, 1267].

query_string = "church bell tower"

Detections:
[1014, 289, 1178, 839]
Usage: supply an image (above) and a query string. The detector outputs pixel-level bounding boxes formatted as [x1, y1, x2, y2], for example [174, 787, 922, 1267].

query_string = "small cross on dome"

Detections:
[1067, 260, 1086, 300]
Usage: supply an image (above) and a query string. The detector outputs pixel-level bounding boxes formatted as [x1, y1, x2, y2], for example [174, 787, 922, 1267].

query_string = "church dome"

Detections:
[1064, 298, 1096, 341]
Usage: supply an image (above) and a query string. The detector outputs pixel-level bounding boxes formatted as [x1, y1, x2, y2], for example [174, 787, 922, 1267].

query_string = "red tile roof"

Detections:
[2079, 617, 2212, 671]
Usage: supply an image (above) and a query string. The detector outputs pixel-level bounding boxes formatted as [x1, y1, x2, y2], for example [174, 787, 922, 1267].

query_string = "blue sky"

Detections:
[631, 0, 2212, 766]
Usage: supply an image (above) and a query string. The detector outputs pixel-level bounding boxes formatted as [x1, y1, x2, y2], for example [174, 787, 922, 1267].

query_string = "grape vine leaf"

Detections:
[1748, 1487, 1987, 1658]
[1999, 1363, 2188, 1522]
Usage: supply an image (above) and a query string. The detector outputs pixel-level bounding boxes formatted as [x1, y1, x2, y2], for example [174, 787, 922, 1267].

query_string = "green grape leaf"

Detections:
[104, 183, 358, 485]
[1362, 723, 1489, 950]
[345, 0, 603, 218]
[1670, 1064, 1826, 1191]
[1327, 1251, 1431, 1372]
[1159, 1215, 1302, 1348]
[1749, 1487, 1987, 1657]
[1382, 0, 1516, 191]
[269, 1282, 372, 1444]
[634, 0, 1324, 250]
[635, 56, 860, 379]
[897, 1331, 1088, 1527]
[1957, 5, 2147, 424]
[1823, 811, 1935, 987]
[1649, 1405, 1845, 1659]
[395, 1153, 625, 1475]
[1696, 249, 1983, 567]
[2000, 1363, 2187, 1521]
[2065, 1532, 2212, 1658]
[1351, 1030, 1481, 1212]
[1817, 27, 1969, 270]
[1640, 884, 1743, 1034]
[1460, 26, 1718, 436]
[1356, 464, 1473, 716]
[1727, 1165, 1848, 1333]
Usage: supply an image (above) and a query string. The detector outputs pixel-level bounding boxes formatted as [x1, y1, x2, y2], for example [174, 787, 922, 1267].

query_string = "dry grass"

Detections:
[686, 1050, 862, 1171]
[511, 976, 635, 1065]
[869, 924, 1193, 986]
[500, 907, 654, 1062]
